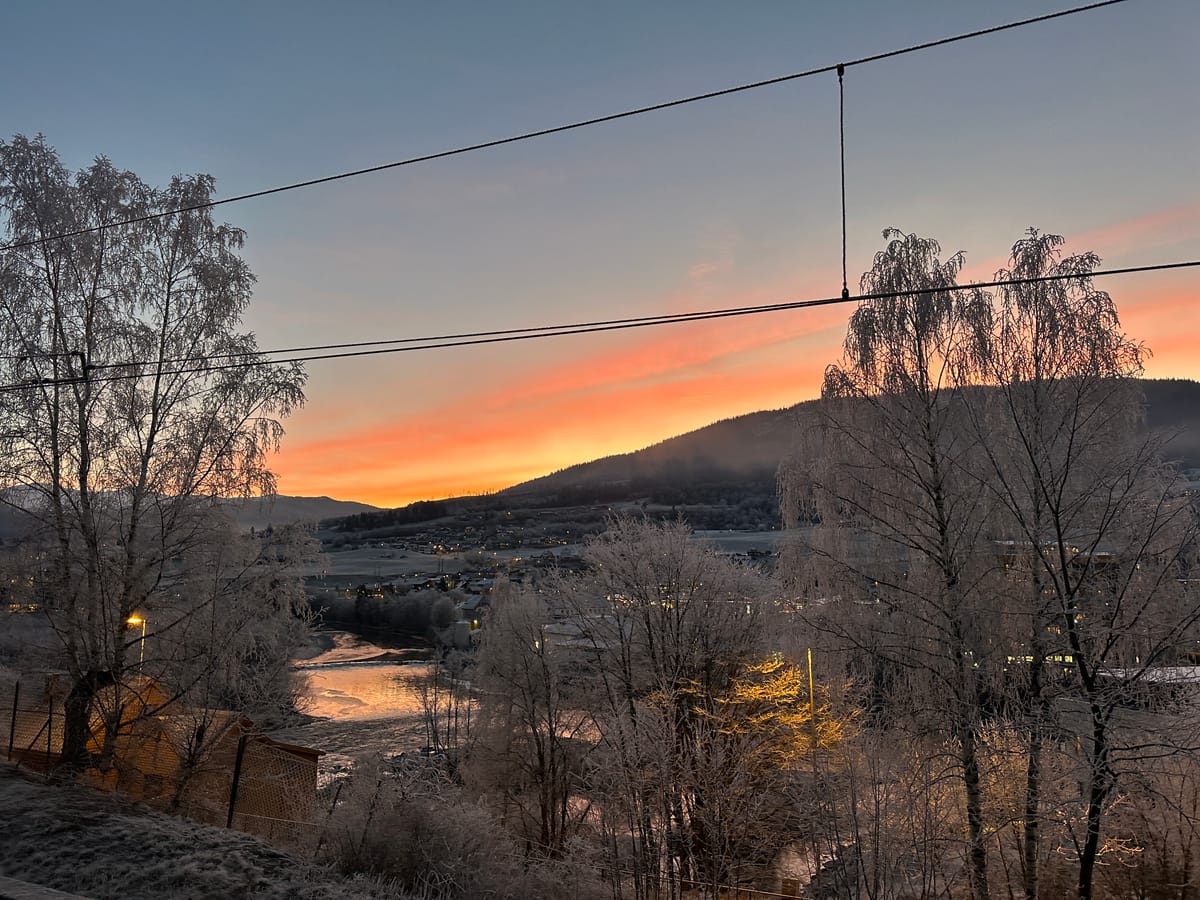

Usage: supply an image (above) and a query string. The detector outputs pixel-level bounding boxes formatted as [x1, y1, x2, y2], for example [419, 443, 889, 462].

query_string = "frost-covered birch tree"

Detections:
[467, 579, 592, 859]
[781, 227, 1200, 900]
[962, 229, 1200, 900]
[781, 229, 998, 900]
[0, 134, 307, 770]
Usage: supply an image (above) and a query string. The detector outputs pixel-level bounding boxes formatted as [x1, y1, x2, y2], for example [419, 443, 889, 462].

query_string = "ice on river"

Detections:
[277, 630, 436, 780]
[296, 630, 432, 721]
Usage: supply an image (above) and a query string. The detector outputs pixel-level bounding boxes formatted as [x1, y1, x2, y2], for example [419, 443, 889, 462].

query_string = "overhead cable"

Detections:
[837, 64, 849, 300]
[0, 0, 1130, 254]
[5, 256, 1194, 394]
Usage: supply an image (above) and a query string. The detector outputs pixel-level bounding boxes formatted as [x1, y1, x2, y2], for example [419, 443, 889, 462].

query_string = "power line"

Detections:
[0, 0, 1130, 255]
[88, 257, 1200, 370]
[837, 64, 849, 301]
[6, 257, 1194, 394]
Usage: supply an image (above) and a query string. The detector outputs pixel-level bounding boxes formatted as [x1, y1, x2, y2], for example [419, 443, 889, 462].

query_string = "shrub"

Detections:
[322, 757, 603, 900]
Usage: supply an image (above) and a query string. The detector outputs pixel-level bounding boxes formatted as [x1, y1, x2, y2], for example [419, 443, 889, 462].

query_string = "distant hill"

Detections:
[1142, 379, 1200, 471]
[0, 504, 36, 542]
[223, 495, 379, 531]
[328, 378, 1200, 537]
[0, 494, 380, 542]
[507, 378, 1200, 500]
[503, 405, 800, 505]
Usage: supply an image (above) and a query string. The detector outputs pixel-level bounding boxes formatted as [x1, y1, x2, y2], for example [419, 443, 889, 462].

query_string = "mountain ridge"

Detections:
[501, 377, 1200, 499]
[329, 378, 1200, 533]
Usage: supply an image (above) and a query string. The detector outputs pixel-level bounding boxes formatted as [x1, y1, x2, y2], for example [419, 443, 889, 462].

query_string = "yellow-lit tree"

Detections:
[685, 654, 853, 891]
[567, 518, 861, 897]
[707, 655, 848, 765]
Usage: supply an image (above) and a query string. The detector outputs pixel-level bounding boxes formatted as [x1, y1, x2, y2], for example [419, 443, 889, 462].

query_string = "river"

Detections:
[273, 629, 437, 779]
[294, 628, 433, 720]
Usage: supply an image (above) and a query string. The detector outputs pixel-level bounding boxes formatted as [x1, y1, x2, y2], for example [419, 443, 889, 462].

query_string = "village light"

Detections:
[126, 613, 147, 667]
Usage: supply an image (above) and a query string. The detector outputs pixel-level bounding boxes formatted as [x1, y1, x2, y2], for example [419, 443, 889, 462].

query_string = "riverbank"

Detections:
[293, 626, 433, 665]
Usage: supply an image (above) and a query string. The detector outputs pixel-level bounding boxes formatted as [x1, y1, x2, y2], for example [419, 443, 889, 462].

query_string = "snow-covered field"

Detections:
[301, 545, 466, 587]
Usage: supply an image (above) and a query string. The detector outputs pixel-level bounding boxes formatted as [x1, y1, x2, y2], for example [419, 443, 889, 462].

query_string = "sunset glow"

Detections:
[272, 247, 1197, 508]
[273, 306, 844, 506]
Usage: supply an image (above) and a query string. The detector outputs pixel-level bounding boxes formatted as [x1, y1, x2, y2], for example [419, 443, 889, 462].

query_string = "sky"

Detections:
[2, 0, 1197, 507]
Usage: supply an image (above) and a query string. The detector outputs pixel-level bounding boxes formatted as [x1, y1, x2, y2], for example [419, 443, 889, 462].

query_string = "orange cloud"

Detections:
[274, 301, 841, 506]
[1115, 279, 1199, 379]
[480, 306, 843, 412]
[1072, 200, 1200, 261]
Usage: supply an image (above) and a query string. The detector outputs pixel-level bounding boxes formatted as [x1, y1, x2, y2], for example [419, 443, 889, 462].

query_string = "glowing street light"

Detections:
[126, 613, 147, 667]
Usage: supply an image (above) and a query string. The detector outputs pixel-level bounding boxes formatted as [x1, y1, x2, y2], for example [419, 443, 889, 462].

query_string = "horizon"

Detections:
[3, 1, 1197, 507]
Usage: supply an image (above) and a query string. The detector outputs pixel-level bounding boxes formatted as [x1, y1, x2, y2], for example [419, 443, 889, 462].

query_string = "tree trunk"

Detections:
[961, 724, 991, 900]
[59, 669, 113, 772]
[1022, 712, 1043, 900]
[1077, 713, 1111, 900]
[1022, 649, 1046, 900]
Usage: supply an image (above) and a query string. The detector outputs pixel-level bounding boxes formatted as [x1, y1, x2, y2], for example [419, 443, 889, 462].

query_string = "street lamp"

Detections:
[126, 613, 147, 667]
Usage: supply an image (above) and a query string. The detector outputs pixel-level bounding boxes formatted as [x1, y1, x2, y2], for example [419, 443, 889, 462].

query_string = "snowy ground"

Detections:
[0, 764, 405, 900]
[301, 545, 465, 587]
[271, 713, 429, 788]
[691, 529, 788, 553]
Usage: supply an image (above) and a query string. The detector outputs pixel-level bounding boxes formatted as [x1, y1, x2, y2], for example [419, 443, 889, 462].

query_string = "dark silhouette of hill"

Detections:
[1142, 378, 1200, 470]
[328, 378, 1200, 536]
[500, 405, 800, 512]
[0, 495, 379, 541]
[224, 495, 379, 530]
[506, 377, 1200, 498]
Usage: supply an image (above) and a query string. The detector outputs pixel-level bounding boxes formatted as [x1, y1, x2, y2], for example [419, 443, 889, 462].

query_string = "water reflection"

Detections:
[296, 630, 432, 721]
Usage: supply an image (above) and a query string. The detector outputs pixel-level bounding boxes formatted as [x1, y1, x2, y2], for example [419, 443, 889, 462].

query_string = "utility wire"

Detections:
[86, 257, 1200, 370]
[5, 257, 1194, 394]
[0, 0, 1130, 255]
[837, 64, 849, 300]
